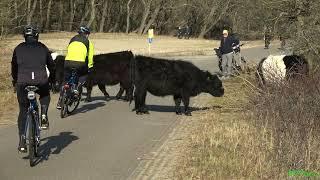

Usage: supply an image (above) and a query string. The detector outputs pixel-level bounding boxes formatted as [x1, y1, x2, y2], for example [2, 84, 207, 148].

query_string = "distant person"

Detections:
[279, 35, 286, 49]
[264, 27, 272, 49]
[11, 25, 55, 152]
[56, 26, 94, 109]
[219, 30, 236, 79]
[231, 33, 241, 70]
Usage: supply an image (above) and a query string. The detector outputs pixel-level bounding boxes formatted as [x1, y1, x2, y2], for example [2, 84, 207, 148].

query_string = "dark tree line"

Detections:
[0, 0, 274, 38]
[0, 0, 319, 63]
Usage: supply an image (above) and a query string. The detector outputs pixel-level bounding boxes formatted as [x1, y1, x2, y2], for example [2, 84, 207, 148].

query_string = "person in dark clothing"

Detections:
[264, 27, 272, 49]
[56, 26, 94, 109]
[219, 30, 237, 78]
[11, 25, 55, 153]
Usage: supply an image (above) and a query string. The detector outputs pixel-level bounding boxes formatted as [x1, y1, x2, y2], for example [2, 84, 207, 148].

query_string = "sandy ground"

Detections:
[5, 32, 265, 56]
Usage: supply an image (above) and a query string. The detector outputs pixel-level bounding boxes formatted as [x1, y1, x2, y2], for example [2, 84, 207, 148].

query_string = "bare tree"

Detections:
[125, 0, 133, 33]
[68, 0, 79, 31]
[99, 0, 109, 32]
[143, 0, 163, 34]
[58, 0, 64, 30]
[26, 0, 37, 25]
[45, 0, 53, 30]
[87, 0, 96, 28]
[198, 0, 232, 38]
[138, 0, 152, 34]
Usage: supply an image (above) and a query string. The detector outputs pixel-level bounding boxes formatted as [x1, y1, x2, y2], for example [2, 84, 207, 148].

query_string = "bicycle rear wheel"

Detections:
[60, 91, 68, 118]
[66, 92, 81, 114]
[27, 114, 35, 167]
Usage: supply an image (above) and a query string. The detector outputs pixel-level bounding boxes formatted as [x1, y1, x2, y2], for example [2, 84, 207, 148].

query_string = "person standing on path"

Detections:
[219, 29, 236, 79]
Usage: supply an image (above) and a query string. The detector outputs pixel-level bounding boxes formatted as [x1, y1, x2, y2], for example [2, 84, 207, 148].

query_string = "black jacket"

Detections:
[11, 41, 55, 85]
[220, 36, 237, 55]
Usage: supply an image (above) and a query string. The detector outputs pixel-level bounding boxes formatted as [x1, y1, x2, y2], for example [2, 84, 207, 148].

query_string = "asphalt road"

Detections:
[0, 45, 278, 180]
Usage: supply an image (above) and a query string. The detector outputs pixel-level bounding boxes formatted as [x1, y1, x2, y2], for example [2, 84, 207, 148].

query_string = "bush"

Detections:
[248, 72, 320, 173]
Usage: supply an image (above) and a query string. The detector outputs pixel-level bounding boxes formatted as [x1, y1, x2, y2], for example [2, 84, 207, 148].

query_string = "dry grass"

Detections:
[0, 41, 17, 125]
[6, 32, 263, 56]
[174, 73, 320, 179]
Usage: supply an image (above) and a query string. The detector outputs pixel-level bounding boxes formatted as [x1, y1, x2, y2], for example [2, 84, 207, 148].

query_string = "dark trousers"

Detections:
[59, 61, 88, 97]
[16, 83, 50, 136]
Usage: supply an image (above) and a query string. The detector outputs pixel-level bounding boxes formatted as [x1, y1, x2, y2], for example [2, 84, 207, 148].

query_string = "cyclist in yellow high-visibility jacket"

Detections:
[57, 26, 94, 109]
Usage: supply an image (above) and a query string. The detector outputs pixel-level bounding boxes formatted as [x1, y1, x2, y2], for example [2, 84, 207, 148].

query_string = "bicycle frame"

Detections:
[64, 69, 78, 94]
[24, 90, 41, 146]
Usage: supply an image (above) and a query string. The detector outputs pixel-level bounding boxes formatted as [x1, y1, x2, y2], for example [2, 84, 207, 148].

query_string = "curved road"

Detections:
[0, 46, 278, 180]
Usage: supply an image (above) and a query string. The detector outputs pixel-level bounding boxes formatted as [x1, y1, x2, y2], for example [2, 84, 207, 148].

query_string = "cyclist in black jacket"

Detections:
[11, 25, 55, 153]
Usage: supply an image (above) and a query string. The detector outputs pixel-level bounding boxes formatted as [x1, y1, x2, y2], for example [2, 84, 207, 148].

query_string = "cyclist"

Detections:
[56, 26, 94, 109]
[11, 25, 55, 153]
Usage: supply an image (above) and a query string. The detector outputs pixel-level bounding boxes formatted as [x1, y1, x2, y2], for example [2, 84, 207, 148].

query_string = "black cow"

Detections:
[133, 55, 224, 116]
[86, 51, 134, 102]
[256, 54, 309, 87]
[53, 51, 134, 102]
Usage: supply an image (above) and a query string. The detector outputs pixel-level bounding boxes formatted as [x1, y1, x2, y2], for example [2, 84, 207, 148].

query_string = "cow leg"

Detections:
[115, 86, 125, 100]
[134, 87, 148, 115]
[85, 85, 93, 102]
[182, 94, 191, 116]
[141, 90, 149, 114]
[174, 95, 182, 115]
[98, 83, 110, 101]
[134, 90, 143, 115]
[123, 85, 134, 102]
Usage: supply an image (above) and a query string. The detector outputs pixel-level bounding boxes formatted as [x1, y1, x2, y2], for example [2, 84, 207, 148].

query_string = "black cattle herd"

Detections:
[51, 51, 224, 116]
[50, 50, 309, 116]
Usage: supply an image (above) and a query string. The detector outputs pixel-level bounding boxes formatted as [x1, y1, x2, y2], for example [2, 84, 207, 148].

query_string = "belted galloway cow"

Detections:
[256, 54, 309, 87]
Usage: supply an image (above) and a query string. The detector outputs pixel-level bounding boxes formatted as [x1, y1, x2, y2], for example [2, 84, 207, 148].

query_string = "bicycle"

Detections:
[214, 43, 247, 74]
[60, 68, 82, 118]
[24, 86, 41, 167]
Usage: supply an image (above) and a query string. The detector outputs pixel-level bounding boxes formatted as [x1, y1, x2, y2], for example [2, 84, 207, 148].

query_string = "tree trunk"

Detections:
[26, 0, 37, 25]
[143, 2, 161, 34]
[68, 0, 78, 31]
[45, 0, 53, 30]
[86, 0, 96, 28]
[198, 0, 231, 38]
[138, 0, 152, 35]
[39, 0, 43, 29]
[80, 2, 90, 26]
[99, 0, 109, 32]
[126, 0, 132, 33]
[58, 0, 64, 30]
[14, 0, 19, 27]
[109, 2, 122, 32]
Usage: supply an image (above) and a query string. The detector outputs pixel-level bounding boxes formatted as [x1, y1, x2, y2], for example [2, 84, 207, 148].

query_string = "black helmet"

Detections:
[78, 26, 90, 35]
[23, 25, 39, 38]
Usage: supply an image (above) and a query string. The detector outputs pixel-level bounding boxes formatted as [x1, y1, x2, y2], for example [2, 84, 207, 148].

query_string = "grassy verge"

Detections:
[174, 74, 320, 179]
[0, 43, 17, 126]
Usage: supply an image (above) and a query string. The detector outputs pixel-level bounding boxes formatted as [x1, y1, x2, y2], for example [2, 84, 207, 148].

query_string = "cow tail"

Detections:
[129, 52, 135, 105]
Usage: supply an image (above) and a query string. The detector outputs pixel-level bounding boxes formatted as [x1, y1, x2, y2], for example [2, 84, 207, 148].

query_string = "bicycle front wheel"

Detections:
[27, 114, 35, 167]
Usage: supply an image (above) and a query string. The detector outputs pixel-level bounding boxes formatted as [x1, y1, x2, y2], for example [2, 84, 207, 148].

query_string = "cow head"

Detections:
[204, 72, 224, 97]
[50, 52, 65, 93]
